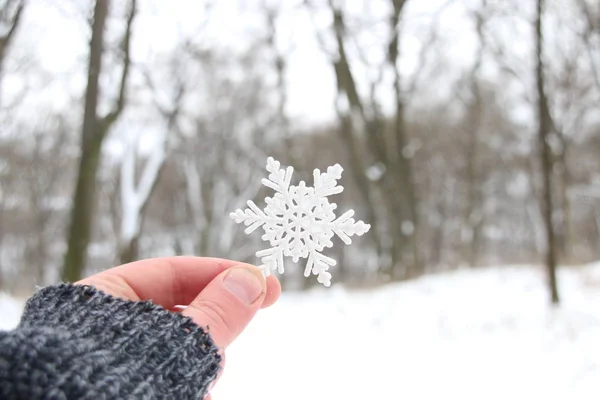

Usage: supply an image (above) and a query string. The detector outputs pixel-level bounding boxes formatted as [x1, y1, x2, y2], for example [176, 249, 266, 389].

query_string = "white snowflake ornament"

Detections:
[229, 157, 370, 287]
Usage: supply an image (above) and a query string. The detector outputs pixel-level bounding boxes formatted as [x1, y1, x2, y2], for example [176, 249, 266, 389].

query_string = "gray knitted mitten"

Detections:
[0, 283, 221, 399]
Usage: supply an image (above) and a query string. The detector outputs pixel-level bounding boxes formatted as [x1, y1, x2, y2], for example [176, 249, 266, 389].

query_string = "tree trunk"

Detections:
[63, 135, 105, 280]
[34, 210, 50, 285]
[335, 108, 380, 249]
[464, 93, 484, 268]
[464, 9, 486, 267]
[63, 0, 135, 280]
[0, 220, 4, 290]
[555, 147, 571, 261]
[117, 133, 166, 265]
[393, 84, 420, 278]
[535, 0, 560, 305]
[560, 179, 571, 260]
[327, 8, 383, 263]
[388, 0, 420, 278]
[62, 0, 108, 281]
[431, 196, 447, 268]
[119, 236, 139, 265]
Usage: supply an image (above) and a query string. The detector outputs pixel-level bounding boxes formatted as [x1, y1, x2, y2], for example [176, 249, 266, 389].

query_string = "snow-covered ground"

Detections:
[0, 293, 24, 331]
[2, 264, 600, 399]
[214, 264, 600, 400]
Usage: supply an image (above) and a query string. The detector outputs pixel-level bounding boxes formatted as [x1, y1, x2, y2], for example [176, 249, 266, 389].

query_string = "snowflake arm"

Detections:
[330, 210, 371, 244]
[261, 157, 294, 195]
[256, 245, 285, 276]
[230, 200, 268, 234]
[305, 251, 336, 287]
[230, 157, 371, 287]
[313, 164, 344, 197]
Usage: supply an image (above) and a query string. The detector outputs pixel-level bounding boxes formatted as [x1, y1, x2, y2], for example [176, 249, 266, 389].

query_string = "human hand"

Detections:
[77, 257, 281, 397]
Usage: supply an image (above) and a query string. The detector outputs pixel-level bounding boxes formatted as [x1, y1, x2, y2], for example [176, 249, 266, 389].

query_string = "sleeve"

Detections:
[0, 283, 222, 400]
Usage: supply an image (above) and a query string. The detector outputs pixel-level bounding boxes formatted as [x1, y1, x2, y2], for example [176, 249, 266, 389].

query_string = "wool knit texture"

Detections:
[0, 283, 222, 399]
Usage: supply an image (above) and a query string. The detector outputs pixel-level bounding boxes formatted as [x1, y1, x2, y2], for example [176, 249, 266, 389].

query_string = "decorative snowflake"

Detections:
[229, 157, 370, 287]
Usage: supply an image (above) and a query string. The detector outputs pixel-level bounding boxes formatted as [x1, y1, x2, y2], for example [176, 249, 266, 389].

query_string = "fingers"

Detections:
[262, 275, 282, 308]
[174, 276, 280, 311]
[78, 256, 281, 311]
[182, 264, 267, 348]
[78, 257, 237, 306]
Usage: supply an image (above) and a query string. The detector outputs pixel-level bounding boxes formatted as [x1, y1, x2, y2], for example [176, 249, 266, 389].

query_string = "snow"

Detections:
[0, 293, 23, 331]
[1, 264, 600, 399]
[213, 264, 600, 400]
[119, 131, 167, 244]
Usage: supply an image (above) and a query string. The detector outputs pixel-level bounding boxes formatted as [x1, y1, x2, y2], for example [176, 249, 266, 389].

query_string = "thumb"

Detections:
[182, 264, 267, 348]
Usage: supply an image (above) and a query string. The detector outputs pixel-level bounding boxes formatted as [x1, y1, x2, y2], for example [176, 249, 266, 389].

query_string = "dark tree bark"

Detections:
[535, 0, 560, 304]
[118, 236, 139, 265]
[62, 0, 137, 281]
[553, 128, 571, 260]
[387, 0, 421, 278]
[462, 4, 487, 267]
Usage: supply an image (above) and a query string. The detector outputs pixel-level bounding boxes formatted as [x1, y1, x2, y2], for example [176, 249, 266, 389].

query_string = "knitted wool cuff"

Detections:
[0, 283, 222, 400]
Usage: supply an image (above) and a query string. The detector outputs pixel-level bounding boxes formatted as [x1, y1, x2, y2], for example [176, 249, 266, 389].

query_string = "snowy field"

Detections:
[0, 293, 24, 331]
[2, 264, 600, 399]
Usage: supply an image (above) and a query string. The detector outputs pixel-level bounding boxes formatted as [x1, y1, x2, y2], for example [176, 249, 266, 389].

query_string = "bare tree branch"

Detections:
[100, 0, 137, 131]
[0, 0, 26, 101]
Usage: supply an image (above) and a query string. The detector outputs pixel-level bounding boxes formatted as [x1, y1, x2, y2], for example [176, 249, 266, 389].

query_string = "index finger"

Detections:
[78, 256, 281, 310]
[78, 257, 236, 308]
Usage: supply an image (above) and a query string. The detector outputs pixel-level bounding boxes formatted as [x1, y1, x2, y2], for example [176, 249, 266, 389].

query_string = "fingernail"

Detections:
[223, 266, 264, 304]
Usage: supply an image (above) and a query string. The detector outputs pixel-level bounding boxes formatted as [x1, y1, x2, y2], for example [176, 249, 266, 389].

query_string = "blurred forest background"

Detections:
[0, 0, 599, 299]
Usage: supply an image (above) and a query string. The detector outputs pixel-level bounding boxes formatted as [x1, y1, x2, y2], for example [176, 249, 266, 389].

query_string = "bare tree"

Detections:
[312, 1, 386, 271]
[317, 0, 425, 278]
[550, 0, 600, 260]
[535, 0, 559, 304]
[118, 132, 167, 264]
[0, 0, 25, 99]
[263, 4, 291, 142]
[20, 121, 71, 286]
[458, 2, 488, 266]
[1, 0, 599, 291]
[62, 0, 136, 281]
[575, 0, 600, 93]
[115, 65, 183, 264]
[386, 0, 422, 276]
[153, 45, 272, 265]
